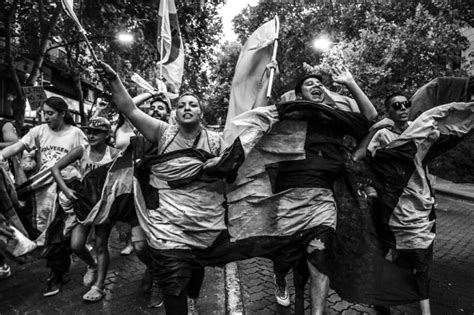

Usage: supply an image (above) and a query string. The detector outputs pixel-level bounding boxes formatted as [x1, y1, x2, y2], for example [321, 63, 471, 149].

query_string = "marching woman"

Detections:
[50, 117, 120, 302]
[0, 96, 87, 296]
[98, 61, 223, 314]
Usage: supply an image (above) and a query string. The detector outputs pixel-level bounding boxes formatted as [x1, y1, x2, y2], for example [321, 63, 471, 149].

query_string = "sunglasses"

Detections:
[391, 100, 411, 111]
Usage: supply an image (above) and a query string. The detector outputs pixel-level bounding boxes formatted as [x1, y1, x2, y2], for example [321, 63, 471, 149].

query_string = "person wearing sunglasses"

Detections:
[352, 92, 434, 315]
[352, 92, 412, 161]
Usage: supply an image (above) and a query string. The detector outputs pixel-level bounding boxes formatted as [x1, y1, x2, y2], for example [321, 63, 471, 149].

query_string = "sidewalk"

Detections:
[434, 177, 474, 201]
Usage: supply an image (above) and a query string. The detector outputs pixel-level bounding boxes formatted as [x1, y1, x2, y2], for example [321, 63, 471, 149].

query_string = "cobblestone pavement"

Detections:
[237, 195, 474, 315]
[0, 227, 225, 315]
[1, 195, 472, 314]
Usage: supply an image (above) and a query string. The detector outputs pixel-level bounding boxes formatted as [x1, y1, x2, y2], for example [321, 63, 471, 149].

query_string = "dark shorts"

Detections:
[394, 245, 433, 299]
[305, 225, 335, 277]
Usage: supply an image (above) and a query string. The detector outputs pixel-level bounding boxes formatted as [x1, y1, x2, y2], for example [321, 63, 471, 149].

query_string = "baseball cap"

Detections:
[83, 117, 111, 132]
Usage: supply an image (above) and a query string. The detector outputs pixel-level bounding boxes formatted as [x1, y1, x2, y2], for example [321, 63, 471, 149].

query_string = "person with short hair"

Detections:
[273, 68, 377, 314]
[0, 96, 87, 297]
[352, 92, 433, 315]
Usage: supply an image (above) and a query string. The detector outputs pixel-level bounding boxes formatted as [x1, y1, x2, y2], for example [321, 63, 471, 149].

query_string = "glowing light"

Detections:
[116, 33, 134, 43]
[313, 36, 332, 52]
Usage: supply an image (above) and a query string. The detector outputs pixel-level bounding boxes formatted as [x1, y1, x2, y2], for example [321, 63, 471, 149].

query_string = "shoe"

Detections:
[0, 263, 12, 280]
[83, 285, 106, 302]
[274, 275, 290, 307]
[43, 277, 61, 297]
[147, 281, 163, 308]
[120, 244, 133, 255]
[187, 297, 198, 315]
[83, 265, 97, 287]
[142, 268, 153, 293]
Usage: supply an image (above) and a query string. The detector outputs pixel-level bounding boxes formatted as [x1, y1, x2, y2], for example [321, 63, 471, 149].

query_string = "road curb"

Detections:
[435, 187, 474, 202]
[225, 262, 244, 315]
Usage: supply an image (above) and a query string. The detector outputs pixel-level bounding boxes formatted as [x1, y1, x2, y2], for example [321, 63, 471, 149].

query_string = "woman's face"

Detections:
[42, 104, 64, 131]
[176, 95, 201, 127]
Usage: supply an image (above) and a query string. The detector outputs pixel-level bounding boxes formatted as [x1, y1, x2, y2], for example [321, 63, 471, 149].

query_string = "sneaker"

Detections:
[142, 268, 153, 293]
[83, 265, 97, 287]
[274, 276, 290, 307]
[147, 281, 163, 308]
[43, 277, 61, 297]
[0, 263, 12, 280]
[187, 297, 198, 315]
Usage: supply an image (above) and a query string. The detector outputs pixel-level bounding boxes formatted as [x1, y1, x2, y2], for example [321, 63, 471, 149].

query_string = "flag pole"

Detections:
[60, 0, 99, 66]
[157, 0, 167, 80]
[79, 29, 99, 65]
[266, 16, 279, 99]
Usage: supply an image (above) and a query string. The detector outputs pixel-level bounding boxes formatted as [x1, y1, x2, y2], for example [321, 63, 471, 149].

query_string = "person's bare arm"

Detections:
[132, 91, 162, 108]
[352, 118, 394, 161]
[97, 61, 167, 144]
[0, 142, 26, 162]
[0, 122, 18, 149]
[50, 146, 84, 200]
[331, 67, 377, 121]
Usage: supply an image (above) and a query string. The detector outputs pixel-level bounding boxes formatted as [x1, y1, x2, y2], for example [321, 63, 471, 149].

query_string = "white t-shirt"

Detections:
[20, 124, 87, 177]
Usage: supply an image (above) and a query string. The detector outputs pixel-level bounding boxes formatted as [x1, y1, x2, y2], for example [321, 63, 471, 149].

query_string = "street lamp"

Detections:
[313, 35, 333, 52]
[116, 32, 134, 44]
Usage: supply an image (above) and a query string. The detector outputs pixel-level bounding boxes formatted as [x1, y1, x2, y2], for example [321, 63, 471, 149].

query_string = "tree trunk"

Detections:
[4, 0, 25, 130]
[73, 73, 86, 125]
[25, 3, 61, 86]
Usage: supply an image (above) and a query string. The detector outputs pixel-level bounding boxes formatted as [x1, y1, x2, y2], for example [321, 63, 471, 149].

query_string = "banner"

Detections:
[157, 0, 184, 92]
[22, 86, 47, 110]
[224, 16, 279, 133]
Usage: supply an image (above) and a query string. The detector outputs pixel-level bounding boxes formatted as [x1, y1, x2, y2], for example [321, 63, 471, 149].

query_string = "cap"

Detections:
[83, 117, 111, 132]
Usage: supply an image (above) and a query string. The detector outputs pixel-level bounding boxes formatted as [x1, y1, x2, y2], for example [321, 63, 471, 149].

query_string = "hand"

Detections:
[96, 61, 118, 80]
[265, 59, 279, 77]
[330, 66, 354, 85]
[202, 157, 221, 170]
[370, 118, 395, 131]
[64, 187, 78, 200]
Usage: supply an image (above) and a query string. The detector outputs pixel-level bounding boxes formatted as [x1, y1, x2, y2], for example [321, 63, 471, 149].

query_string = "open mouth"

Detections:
[183, 113, 192, 118]
[310, 88, 322, 97]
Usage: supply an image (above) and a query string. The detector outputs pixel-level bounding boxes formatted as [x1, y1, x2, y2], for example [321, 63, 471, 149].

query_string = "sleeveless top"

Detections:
[80, 145, 116, 177]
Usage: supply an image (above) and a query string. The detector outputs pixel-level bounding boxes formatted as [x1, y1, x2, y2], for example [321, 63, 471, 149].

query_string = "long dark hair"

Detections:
[45, 96, 76, 126]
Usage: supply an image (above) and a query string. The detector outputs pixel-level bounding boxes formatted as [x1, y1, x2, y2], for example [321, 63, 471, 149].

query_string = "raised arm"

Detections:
[50, 146, 84, 200]
[132, 91, 162, 108]
[97, 62, 167, 144]
[332, 67, 377, 121]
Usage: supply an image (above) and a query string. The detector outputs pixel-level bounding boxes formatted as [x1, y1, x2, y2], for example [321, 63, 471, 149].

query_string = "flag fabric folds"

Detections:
[60, 0, 83, 31]
[224, 17, 279, 131]
[409, 77, 472, 120]
[371, 102, 474, 251]
[157, 0, 185, 92]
